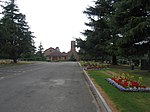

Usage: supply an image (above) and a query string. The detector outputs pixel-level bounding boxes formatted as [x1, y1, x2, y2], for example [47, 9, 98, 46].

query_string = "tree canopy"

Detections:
[35, 42, 46, 61]
[76, 0, 150, 65]
[77, 0, 118, 64]
[113, 0, 150, 58]
[0, 0, 35, 63]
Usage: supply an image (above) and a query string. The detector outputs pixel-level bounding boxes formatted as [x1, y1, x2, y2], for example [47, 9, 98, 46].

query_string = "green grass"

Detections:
[87, 68, 150, 112]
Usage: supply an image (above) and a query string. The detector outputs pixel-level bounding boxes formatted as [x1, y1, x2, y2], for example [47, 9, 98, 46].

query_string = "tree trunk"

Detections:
[13, 58, 17, 63]
[148, 53, 150, 72]
[112, 55, 117, 65]
[141, 59, 149, 71]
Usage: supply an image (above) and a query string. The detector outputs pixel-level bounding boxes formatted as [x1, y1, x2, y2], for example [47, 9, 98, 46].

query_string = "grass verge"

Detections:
[87, 67, 150, 112]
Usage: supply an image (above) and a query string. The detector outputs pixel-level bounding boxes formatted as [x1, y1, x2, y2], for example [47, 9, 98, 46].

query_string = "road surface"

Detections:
[0, 62, 99, 112]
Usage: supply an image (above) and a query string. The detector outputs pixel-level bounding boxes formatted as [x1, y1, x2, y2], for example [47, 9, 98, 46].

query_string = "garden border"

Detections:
[78, 62, 112, 112]
[106, 78, 150, 92]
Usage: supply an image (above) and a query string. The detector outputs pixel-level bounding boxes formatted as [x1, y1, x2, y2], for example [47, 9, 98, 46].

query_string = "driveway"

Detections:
[0, 62, 99, 112]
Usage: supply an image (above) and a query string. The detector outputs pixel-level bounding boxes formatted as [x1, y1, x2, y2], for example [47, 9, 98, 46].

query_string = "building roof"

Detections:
[44, 47, 67, 57]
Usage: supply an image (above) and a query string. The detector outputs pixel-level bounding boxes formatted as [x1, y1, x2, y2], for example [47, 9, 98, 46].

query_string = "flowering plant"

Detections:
[106, 73, 150, 92]
[81, 61, 109, 70]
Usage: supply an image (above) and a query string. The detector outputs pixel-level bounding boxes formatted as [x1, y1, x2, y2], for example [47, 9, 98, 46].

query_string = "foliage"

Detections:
[108, 73, 150, 91]
[77, 0, 150, 66]
[77, 0, 118, 64]
[113, 0, 150, 57]
[88, 68, 150, 112]
[80, 61, 109, 69]
[35, 42, 46, 61]
[69, 53, 76, 61]
[0, 0, 35, 63]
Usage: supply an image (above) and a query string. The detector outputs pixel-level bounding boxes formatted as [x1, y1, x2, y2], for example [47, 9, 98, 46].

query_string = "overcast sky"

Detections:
[17, 0, 94, 52]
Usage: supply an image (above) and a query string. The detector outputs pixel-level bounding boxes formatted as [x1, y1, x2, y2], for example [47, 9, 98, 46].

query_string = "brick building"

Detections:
[44, 41, 79, 61]
[44, 47, 67, 61]
[66, 41, 80, 61]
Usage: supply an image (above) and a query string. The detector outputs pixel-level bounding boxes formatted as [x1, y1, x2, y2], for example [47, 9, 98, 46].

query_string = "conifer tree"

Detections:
[113, 0, 150, 58]
[35, 42, 45, 61]
[0, 0, 35, 63]
[77, 0, 118, 64]
[36, 42, 44, 57]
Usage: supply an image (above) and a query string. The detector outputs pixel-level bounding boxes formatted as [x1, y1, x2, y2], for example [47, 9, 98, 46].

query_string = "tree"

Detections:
[35, 42, 45, 61]
[77, 0, 118, 64]
[0, 0, 35, 63]
[113, 0, 150, 70]
[69, 53, 76, 61]
[0, 22, 8, 58]
[36, 42, 44, 56]
[113, 0, 150, 57]
[76, 38, 92, 60]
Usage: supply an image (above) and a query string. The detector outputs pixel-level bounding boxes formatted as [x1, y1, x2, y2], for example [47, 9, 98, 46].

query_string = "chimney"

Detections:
[67, 41, 79, 61]
[71, 41, 75, 51]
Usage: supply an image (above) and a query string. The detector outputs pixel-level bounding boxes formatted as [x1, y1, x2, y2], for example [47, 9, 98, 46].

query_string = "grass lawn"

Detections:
[87, 66, 150, 112]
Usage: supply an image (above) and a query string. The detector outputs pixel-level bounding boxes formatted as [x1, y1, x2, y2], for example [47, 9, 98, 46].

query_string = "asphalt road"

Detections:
[0, 62, 99, 112]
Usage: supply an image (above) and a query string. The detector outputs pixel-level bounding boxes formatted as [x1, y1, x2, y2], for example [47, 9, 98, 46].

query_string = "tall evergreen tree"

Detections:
[0, 0, 35, 63]
[113, 0, 150, 58]
[76, 38, 93, 60]
[77, 0, 150, 66]
[36, 42, 44, 57]
[77, 0, 118, 64]
[35, 42, 45, 61]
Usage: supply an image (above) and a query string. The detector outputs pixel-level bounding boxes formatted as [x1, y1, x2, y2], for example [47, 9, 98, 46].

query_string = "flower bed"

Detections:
[106, 74, 150, 92]
[81, 61, 109, 70]
[84, 67, 109, 70]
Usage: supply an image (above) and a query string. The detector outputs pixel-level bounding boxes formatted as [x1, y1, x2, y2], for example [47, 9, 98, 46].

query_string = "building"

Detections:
[44, 41, 79, 61]
[66, 41, 80, 61]
[44, 47, 67, 61]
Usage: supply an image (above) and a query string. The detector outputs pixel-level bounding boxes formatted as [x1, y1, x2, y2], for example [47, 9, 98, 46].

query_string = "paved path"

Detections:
[0, 62, 99, 112]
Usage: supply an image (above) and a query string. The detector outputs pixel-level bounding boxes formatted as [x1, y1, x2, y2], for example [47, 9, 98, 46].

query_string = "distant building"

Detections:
[66, 41, 80, 61]
[44, 47, 67, 61]
[44, 41, 79, 61]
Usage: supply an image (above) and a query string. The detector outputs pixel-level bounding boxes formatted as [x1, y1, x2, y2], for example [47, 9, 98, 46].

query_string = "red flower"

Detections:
[112, 78, 115, 80]
[121, 82, 128, 87]
[131, 82, 139, 87]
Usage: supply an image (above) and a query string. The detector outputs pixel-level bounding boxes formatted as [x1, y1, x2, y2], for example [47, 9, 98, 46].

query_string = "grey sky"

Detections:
[17, 0, 94, 52]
